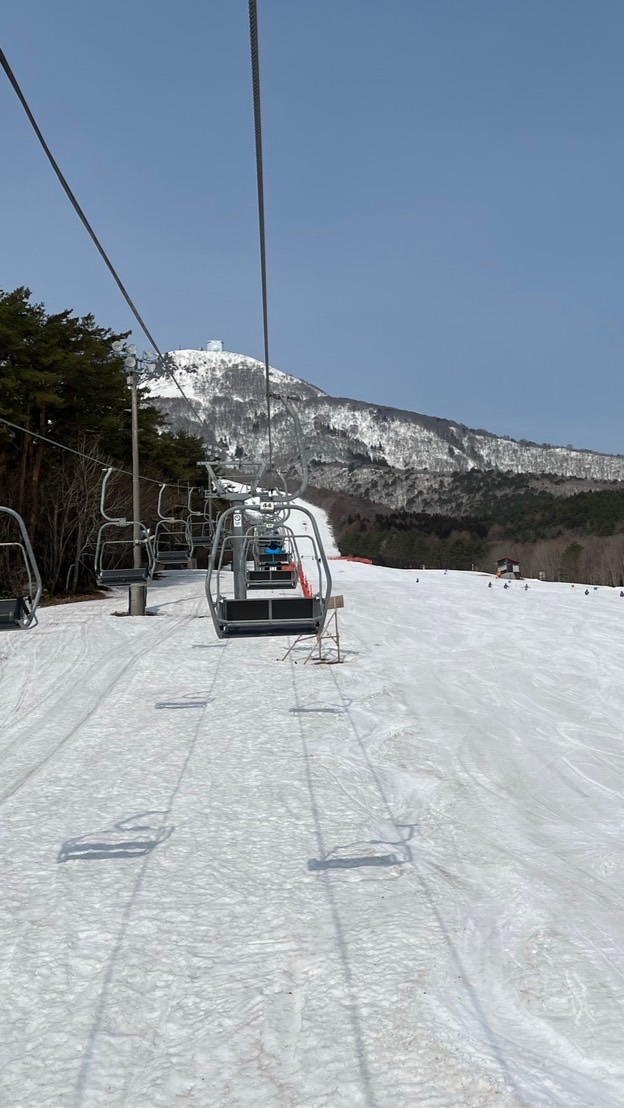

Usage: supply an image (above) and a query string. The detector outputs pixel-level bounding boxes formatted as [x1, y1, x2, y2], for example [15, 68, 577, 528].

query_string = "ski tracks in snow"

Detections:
[2, 559, 624, 1106]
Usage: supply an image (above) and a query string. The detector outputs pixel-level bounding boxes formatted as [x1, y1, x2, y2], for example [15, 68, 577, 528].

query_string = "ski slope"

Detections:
[1, 503, 624, 1107]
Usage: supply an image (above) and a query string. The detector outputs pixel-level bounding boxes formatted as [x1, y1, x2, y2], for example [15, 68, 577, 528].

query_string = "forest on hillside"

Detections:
[0, 288, 208, 596]
[307, 476, 624, 586]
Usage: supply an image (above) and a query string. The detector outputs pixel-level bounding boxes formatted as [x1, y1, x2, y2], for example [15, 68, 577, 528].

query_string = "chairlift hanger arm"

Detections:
[157, 483, 170, 522]
[265, 395, 309, 502]
[199, 459, 269, 503]
[100, 467, 127, 525]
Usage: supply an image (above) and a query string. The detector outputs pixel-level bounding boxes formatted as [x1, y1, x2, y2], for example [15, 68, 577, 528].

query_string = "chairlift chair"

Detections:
[95, 524, 155, 586]
[154, 521, 193, 565]
[154, 484, 193, 567]
[245, 525, 298, 590]
[206, 504, 331, 638]
[254, 528, 293, 567]
[187, 487, 217, 553]
[94, 469, 155, 587]
[0, 507, 42, 629]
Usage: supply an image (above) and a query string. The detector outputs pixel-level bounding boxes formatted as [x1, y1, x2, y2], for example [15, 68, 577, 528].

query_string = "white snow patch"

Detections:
[1, 502, 624, 1106]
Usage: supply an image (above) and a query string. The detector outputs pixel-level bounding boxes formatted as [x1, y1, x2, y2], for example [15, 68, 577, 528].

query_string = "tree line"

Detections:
[0, 287, 208, 596]
[306, 478, 624, 586]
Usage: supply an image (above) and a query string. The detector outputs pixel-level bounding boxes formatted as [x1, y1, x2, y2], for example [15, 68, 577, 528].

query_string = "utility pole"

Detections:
[112, 342, 158, 616]
[130, 389, 141, 571]
[121, 345, 145, 615]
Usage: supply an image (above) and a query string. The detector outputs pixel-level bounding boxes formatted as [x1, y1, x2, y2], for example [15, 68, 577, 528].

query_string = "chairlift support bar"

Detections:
[199, 461, 268, 503]
[100, 466, 127, 525]
[200, 395, 307, 506]
[0, 507, 42, 629]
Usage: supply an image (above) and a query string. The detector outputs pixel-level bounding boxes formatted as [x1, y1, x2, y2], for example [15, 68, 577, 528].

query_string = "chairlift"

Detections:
[154, 484, 193, 567]
[187, 486, 216, 553]
[94, 469, 155, 586]
[245, 525, 298, 590]
[0, 507, 42, 629]
[206, 504, 331, 638]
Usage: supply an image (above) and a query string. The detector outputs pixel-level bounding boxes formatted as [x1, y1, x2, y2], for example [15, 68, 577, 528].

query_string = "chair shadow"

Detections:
[289, 698, 352, 715]
[290, 707, 343, 715]
[58, 811, 173, 863]
[308, 853, 401, 871]
[308, 827, 415, 872]
[154, 694, 213, 709]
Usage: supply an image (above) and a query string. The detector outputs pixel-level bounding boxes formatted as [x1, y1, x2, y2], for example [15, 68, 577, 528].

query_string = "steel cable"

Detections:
[248, 0, 274, 475]
[0, 413, 192, 490]
[0, 46, 206, 430]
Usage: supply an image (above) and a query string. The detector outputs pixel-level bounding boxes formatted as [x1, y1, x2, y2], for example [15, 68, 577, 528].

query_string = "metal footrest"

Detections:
[217, 597, 320, 638]
[258, 553, 284, 566]
[156, 551, 192, 565]
[97, 569, 151, 585]
[247, 570, 297, 589]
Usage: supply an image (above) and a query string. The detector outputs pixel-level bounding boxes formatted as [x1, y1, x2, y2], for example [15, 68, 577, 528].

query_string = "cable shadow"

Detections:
[72, 644, 230, 1108]
[289, 697, 352, 716]
[308, 854, 400, 871]
[289, 707, 344, 716]
[58, 812, 173, 863]
[325, 666, 524, 1104]
[289, 661, 379, 1108]
[155, 695, 213, 710]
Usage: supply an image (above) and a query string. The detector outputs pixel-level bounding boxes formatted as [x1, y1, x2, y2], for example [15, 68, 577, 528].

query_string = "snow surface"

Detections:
[1, 502, 624, 1107]
[145, 350, 325, 405]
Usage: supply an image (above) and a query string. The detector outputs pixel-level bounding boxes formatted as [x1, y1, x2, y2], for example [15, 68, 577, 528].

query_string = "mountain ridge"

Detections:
[146, 348, 624, 508]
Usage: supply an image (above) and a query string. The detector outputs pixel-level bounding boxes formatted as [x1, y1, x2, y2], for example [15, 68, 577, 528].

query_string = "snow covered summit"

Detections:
[146, 347, 325, 406]
[147, 348, 624, 505]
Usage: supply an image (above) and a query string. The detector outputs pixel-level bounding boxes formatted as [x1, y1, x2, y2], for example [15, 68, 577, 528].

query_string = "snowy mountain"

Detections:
[146, 349, 624, 507]
[2, 498, 624, 1106]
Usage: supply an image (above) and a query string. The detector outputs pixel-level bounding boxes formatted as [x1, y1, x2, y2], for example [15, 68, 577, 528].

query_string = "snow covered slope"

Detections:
[146, 350, 624, 507]
[1, 502, 624, 1106]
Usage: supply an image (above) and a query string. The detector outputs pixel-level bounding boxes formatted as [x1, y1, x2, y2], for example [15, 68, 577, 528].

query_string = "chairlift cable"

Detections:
[248, 0, 274, 475]
[0, 46, 205, 431]
[0, 413, 194, 491]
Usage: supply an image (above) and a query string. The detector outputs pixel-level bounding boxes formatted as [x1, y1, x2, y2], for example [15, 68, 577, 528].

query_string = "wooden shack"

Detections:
[496, 556, 521, 580]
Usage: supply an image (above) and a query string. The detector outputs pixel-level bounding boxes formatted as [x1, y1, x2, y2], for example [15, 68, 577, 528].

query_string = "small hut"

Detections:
[496, 556, 521, 580]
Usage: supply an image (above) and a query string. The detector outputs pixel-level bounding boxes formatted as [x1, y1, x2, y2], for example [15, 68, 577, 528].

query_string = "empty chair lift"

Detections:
[206, 505, 331, 638]
[0, 507, 42, 629]
[187, 486, 216, 555]
[154, 485, 193, 567]
[94, 468, 155, 586]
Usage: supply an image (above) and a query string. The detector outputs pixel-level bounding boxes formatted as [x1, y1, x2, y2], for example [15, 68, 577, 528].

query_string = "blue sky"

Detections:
[2, 1, 624, 453]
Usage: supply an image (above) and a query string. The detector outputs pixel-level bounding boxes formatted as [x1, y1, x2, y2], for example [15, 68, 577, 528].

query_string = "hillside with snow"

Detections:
[146, 349, 624, 508]
[1, 500, 624, 1106]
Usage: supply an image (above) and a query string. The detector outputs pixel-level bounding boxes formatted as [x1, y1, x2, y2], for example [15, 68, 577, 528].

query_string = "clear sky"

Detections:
[2, 1, 624, 454]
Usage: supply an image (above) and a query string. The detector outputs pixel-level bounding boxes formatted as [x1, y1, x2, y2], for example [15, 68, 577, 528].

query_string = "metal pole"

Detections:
[130, 369, 141, 568]
[129, 364, 146, 615]
[232, 508, 247, 600]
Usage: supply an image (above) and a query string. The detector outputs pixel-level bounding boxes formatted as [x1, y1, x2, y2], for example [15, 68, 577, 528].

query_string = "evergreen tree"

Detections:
[0, 287, 210, 594]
